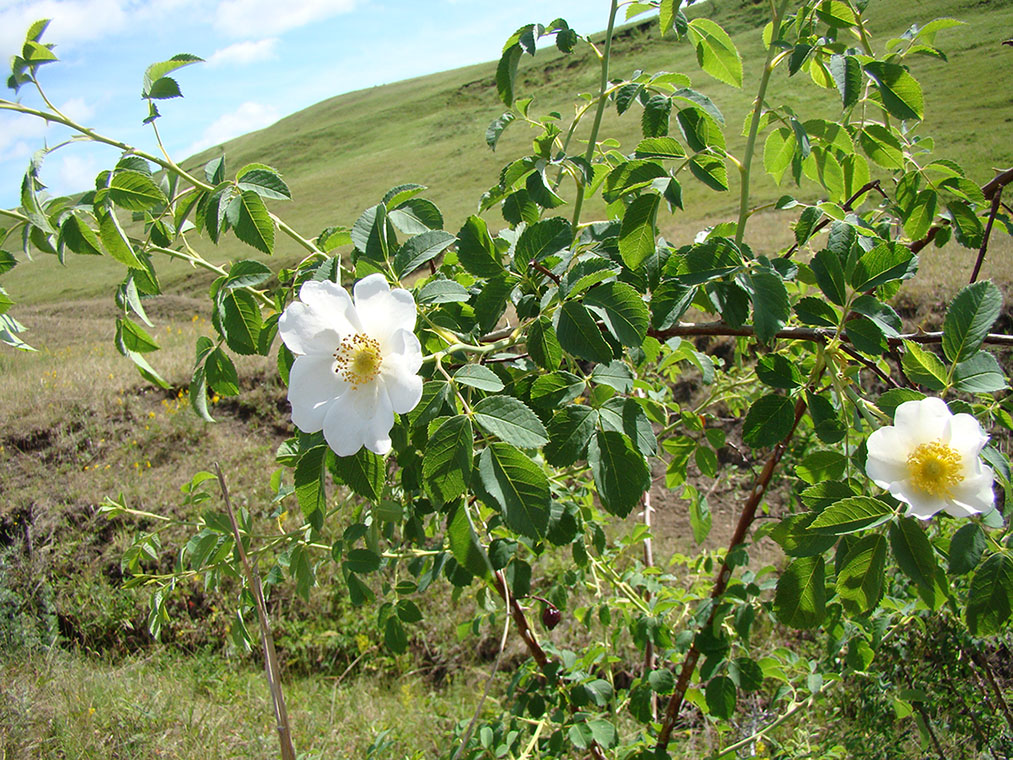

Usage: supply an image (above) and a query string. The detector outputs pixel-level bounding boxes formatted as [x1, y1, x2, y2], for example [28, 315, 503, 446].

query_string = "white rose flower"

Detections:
[865, 397, 995, 519]
[278, 273, 423, 457]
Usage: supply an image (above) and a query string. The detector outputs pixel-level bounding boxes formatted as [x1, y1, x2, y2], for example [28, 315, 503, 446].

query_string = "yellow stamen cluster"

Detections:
[334, 333, 383, 388]
[907, 440, 963, 497]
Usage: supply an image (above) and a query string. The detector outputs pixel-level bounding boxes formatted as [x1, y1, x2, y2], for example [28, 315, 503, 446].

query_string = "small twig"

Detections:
[971, 649, 1013, 737]
[214, 463, 297, 760]
[530, 260, 562, 286]
[656, 395, 809, 749]
[484, 352, 530, 364]
[971, 186, 1004, 284]
[648, 322, 1013, 348]
[781, 180, 884, 259]
[839, 344, 900, 389]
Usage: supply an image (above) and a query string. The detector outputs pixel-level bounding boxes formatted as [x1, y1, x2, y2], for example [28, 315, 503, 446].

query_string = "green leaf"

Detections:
[903, 189, 936, 241]
[942, 281, 1003, 364]
[864, 61, 924, 121]
[417, 279, 469, 304]
[544, 405, 597, 467]
[389, 198, 443, 235]
[747, 269, 789, 343]
[453, 365, 504, 392]
[687, 18, 742, 87]
[705, 676, 737, 719]
[859, 125, 904, 170]
[331, 448, 385, 503]
[836, 534, 887, 616]
[448, 505, 490, 578]
[394, 230, 456, 278]
[97, 210, 143, 268]
[143, 54, 202, 98]
[949, 523, 986, 575]
[889, 518, 939, 596]
[952, 351, 1008, 393]
[588, 430, 651, 518]
[115, 317, 159, 354]
[473, 396, 548, 448]
[456, 216, 503, 277]
[757, 354, 803, 390]
[218, 290, 263, 355]
[635, 137, 686, 160]
[294, 445, 328, 517]
[516, 217, 572, 263]
[527, 317, 562, 370]
[384, 615, 408, 654]
[496, 44, 523, 106]
[422, 416, 473, 505]
[351, 204, 390, 262]
[948, 201, 984, 249]
[591, 361, 634, 392]
[850, 243, 917, 291]
[486, 111, 515, 150]
[531, 372, 585, 408]
[901, 342, 947, 391]
[816, 1, 857, 27]
[224, 259, 271, 290]
[774, 555, 826, 629]
[109, 170, 166, 210]
[689, 155, 729, 192]
[584, 281, 649, 347]
[603, 161, 668, 203]
[829, 54, 862, 108]
[742, 394, 796, 448]
[205, 348, 240, 396]
[810, 496, 893, 535]
[618, 193, 660, 270]
[230, 190, 275, 254]
[769, 514, 838, 557]
[641, 94, 672, 138]
[764, 128, 796, 184]
[795, 296, 841, 327]
[966, 553, 1013, 635]
[556, 301, 612, 365]
[236, 164, 291, 200]
[477, 443, 549, 539]
[60, 214, 103, 256]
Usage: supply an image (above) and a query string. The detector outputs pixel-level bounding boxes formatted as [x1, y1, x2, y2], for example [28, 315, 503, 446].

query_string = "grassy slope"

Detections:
[4, 0, 1012, 305]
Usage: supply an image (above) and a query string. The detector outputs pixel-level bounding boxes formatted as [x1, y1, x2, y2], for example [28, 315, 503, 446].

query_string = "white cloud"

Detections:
[52, 152, 100, 194]
[214, 0, 357, 38]
[180, 100, 279, 157]
[0, 97, 95, 163]
[206, 37, 278, 66]
[0, 1, 131, 61]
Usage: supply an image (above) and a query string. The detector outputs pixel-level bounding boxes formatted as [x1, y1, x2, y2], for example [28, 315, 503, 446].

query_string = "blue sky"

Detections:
[0, 0, 640, 210]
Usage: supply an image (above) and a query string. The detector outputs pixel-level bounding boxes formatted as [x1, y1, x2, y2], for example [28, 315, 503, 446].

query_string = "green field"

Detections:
[2, 0, 1013, 757]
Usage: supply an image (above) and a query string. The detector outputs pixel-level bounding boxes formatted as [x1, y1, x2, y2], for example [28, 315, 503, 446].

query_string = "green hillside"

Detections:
[4, 0, 1011, 304]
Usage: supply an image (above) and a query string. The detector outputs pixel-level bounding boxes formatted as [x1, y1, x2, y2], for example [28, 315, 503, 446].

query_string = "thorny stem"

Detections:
[657, 391, 812, 750]
[569, 0, 619, 235]
[970, 186, 1003, 284]
[213, 463, 296, 760]
[735, 0, 792, 246]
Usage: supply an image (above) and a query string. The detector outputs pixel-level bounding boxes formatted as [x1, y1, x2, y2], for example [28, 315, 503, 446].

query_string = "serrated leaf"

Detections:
[453, 365, 504, 392]
[109, 170, 167, 211]
[331, 448, 385, 503]
[236, 164, 291, 200]
[516, 217, 572, 263]
[143, 54, 202, 98]
[585, 281, 649, 347]
[556, 301, 612, 364]
[687, 18, 742, 87]
[859, 125, 904, 170]
[810, 496, 893, 534]
[496, 44, 523, 106]
[588, 430, 651, 518]
[949, 523, 986, 575]
[864, 61, 924, 121]
[219, 289, 262, 355]
[705, 676, 737, 719]
[966, 553, 1013, 635]
[477, 443, 549, 539]
[850, 243, 917, 291]
[448, 504, 490, 578]
[747, 268, 789, 343]
[689, 155, 729, 192]
[942, 281, 1003, 364]
[952, 351, 1008, 393]
[829, 54, 862, 108]
[903, 189, 936, 241]
[473, 396, 548, 448]
[889, 517, 939, 596]
[229, 190, 275, 254]
[742, 394, 796, 448]
[205, 347, 239, 396]
[423, 416, 473, 505]
[603, 161, 668, 203]
[774, 555, 826, 629]
[764, 128, 796, 184]
[634, 137, 686, 160]
[417, 279, 469, 304]
[901, 341, 947, 391]
[97, 210, 143, 268]
[486, 111, 515, 150]
[836, 534, 887, 616]
[544, 405, 597, 467]
[527, 317, 562, 370]
[456, 215, 502, 277]
[394, 230, 456, 278]
[618, 193, 660, 270]
[294, 445, 328, 517]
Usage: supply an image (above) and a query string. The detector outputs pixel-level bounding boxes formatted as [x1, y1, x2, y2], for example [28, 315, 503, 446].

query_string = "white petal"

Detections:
[288, 354, 343, 432]
[321, 382, 394, 457]
[354, 274, 418, 346]
[385, 328, 423, 373]
[865, 427, 910, 487]
[894, 397, 950, 444]
[892, 484, 946, 519]
[948, 466, 996, 516]
[947, 413, 989, 457]
[279, 281, 361, 356]
[381, 359, 423, 414]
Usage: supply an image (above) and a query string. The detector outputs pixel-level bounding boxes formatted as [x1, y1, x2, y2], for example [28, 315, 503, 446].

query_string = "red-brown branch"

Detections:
[648, 323, 1013, 348]
[655, 395, 809, 749]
